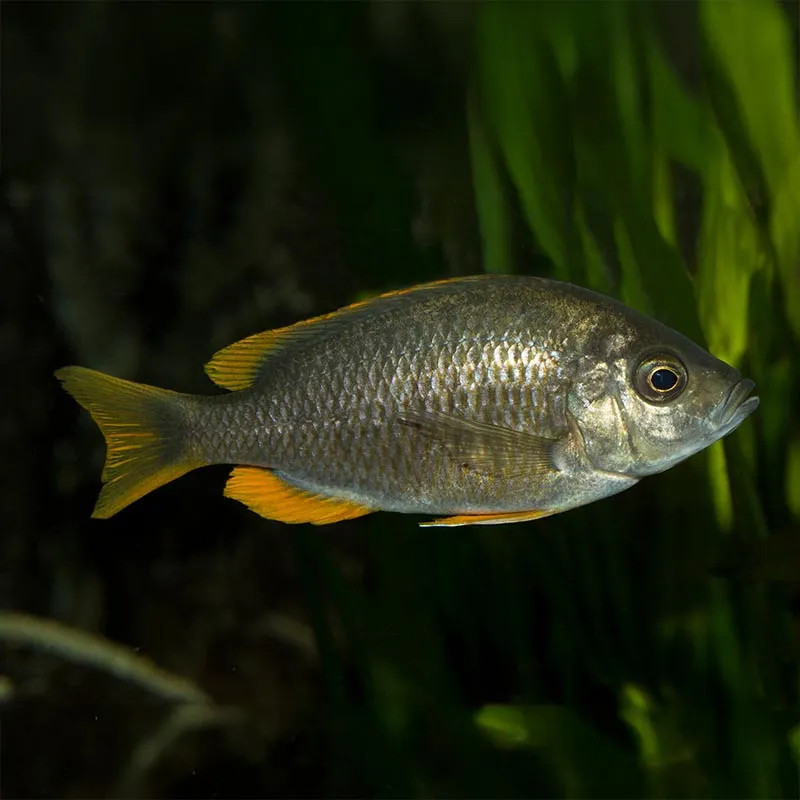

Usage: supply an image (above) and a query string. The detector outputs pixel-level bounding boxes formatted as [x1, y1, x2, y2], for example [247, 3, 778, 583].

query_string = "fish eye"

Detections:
[634, 355, 687, 403]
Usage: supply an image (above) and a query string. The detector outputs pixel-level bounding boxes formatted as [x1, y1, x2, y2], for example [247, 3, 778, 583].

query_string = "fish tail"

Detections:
[55, 366, 200, 518]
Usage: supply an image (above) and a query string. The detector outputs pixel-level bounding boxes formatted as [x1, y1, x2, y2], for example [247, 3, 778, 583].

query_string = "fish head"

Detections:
[567, 325, 759, 478]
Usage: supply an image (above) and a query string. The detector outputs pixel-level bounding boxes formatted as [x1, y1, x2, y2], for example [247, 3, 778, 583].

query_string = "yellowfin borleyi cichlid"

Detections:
[56, 275, 759, 527]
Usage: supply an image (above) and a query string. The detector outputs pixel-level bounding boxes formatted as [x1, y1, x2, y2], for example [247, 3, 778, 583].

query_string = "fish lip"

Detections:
[715, 378, 759, 431]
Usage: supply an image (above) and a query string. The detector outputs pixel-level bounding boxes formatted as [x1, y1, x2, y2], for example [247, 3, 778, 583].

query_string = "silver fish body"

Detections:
[168, 275, 759, 524]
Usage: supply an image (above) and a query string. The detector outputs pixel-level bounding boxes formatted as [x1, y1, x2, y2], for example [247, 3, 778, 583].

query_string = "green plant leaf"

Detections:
[474, 3, 575, 279]
[786, 435, 800, 521]
[476, 703, 641, 798]
[770, 154, 800, 338]
[647, 38, 719, 172]
[701, 0, 799, 200]
[696, 148, 761, 366]
[467, 92, 511, 274]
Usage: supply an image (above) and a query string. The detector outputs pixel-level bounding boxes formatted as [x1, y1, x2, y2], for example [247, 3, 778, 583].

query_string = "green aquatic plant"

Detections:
[8, 1, 799, 796]
[457, 1, 800, 796]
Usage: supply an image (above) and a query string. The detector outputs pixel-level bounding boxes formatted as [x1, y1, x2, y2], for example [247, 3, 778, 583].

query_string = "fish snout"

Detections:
[714, 378, 759, 430]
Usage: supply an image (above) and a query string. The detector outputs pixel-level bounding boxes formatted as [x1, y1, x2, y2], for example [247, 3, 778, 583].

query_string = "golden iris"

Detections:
[634, 355, 687, 402]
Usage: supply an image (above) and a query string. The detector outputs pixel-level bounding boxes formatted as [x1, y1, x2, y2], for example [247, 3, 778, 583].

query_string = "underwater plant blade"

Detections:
[467, 92, 512, 275]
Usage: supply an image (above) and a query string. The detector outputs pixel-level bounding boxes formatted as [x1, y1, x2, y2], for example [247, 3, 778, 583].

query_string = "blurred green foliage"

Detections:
[4, 1, 800, 797]
[467, 3, 800, 796]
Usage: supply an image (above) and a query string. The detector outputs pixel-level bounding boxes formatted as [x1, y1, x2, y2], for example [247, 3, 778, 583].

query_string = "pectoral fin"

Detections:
[224, 467, 373, 524]
[420, 509, 556, 527]
[398, 409, 561, 478]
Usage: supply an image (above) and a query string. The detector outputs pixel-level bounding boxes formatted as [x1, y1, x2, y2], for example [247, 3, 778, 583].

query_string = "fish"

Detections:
[55, 275, 760, 527]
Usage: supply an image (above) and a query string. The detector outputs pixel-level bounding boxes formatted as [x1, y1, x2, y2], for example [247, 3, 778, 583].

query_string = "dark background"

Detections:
[3, 2, 800, 797]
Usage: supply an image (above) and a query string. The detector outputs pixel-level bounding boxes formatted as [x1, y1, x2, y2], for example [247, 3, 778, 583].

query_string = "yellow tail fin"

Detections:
[55, 366, 198, 518]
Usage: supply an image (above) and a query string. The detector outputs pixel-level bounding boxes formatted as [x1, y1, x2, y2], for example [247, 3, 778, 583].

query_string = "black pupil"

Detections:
[651, 368, 678, 391]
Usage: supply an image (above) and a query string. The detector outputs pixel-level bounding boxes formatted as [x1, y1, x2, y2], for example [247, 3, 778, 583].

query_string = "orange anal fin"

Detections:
[420, 509, 555, 528]
[224, 466, 373, 525]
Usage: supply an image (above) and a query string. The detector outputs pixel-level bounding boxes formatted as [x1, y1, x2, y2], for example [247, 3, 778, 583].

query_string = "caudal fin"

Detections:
[55, 366, 199, 518]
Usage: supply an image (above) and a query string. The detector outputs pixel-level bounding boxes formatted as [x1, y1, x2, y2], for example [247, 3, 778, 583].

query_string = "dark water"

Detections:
[3, 3, 800, 797]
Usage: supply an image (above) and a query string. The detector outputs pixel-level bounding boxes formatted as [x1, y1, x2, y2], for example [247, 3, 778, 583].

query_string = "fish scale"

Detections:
[192, 322, 580, 513]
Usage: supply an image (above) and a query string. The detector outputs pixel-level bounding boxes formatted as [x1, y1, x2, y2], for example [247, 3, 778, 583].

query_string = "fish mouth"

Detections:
[714, 378, 759, 432]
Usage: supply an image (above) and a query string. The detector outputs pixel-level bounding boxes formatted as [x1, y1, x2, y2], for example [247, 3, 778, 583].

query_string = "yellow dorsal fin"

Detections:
[224, 466, 373, 525]
[420, 509, 555, 527]
[204, 329, 291, 391]
[204, 276, 492, 391]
